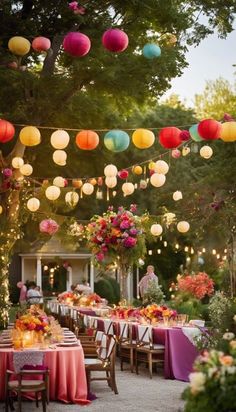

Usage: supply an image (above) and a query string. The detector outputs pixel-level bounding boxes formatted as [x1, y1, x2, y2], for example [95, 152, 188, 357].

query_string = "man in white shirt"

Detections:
[26, 282, 41, 304]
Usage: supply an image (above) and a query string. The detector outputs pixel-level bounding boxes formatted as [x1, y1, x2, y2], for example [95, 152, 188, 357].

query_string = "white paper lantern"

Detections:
[52, 150, 67, 166]
[0, 205, 3, 214]
[51, 130, 70, 149]
[150, 224, 163, 236]
[65, 191, 79, 206]
[154, 160, 169, 174]
[45, 185, 61, 200]
[105, 176, 117, 188]
[182, 147, 190, 156]
[173, 191, 183, 201]
[12, 157, 24, 169]
[27, 197, 40, 212]
[82, 183, 94, 195]
[104, 164, 118, 177]
[177, 221, 190, 233]
[150, 173, 166, 187]
[20, 164, 33, 176]
[200, 145, 213, 159]
[122, 182, 135, 196]
[140, 179, 147, 189]
[53, 176, 66, 187]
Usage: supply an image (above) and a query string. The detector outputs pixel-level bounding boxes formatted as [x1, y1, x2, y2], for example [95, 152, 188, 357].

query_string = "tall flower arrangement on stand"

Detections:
[86, 205, 146, 300]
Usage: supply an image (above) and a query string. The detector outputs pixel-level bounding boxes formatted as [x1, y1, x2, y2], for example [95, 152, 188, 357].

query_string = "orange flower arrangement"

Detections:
[15, 312, 50, 334]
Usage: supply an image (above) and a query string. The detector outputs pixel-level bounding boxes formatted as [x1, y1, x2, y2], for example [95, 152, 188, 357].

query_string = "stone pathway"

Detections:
[1, 365, 188, 412]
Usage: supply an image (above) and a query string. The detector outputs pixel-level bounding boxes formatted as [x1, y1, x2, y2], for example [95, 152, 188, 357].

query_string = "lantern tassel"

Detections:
[106, 187, 110, 202]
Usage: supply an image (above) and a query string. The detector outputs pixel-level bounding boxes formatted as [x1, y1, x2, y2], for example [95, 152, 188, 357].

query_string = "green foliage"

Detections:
[104, 276, 120, 304]
[169, 295, 206, 320]
[94, 278, 115, 304]
[142, 279, 165, 305]
[208, 292, 236, 333]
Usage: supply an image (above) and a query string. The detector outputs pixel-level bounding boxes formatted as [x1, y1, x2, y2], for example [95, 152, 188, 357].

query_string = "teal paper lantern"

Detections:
[189, 124, 203, 142]
[104, 130, 130, 152]
[142, 43, 161, 59]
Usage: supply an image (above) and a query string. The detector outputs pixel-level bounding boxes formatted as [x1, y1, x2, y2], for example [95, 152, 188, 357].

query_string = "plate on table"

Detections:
[0, 343, 13, 348]
[58, 341, 79, 347]
[62, 327, 69, 331]
[0, 339, 12, 344]
[63, 339, 78, 344]
[63, 335, 76, 339]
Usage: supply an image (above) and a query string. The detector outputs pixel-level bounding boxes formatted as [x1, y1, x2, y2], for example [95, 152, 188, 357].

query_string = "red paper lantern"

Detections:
[0, 119, 15, 143]
[76, 130, 99, 150]
[198, 119, 222, 140]
[102, 29, 129, 53]
[63, 32, 91, 57]
[32, 37, 51, 52]
[159, 127, 182, 148]
[118, 169, 129, 179]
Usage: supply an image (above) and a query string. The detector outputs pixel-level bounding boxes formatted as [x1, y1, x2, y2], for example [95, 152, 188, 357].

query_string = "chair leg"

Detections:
[5, 391, 9, 412]
[130, 348, 134, 373]
[110, 368, 118, 395]
[17, 391, 22, 412]
[41, 391, 46, 412]
[86, 369, 91, 395]
[106, 370, 112, 388]
[35, 391, 39, 408]
[148, 353, 152, 379]
[135, 352, 139, 375]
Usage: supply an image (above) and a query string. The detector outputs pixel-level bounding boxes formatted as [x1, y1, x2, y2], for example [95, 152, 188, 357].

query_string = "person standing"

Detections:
[138, 265, 159, 299]
[17, 281, 27, 306]
[26, 282, 41, 304]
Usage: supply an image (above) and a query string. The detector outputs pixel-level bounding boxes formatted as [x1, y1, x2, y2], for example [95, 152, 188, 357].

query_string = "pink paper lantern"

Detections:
[39, 219, 59, 235]
[118, 169, 129, 179]
[172, 149, 181, 158]
[159, 127, 182, 148]
[32, 37, 51, 52]
[198, 119, 222, 140]
[102, 29, 129, 53]
[63, 32, 91, 57]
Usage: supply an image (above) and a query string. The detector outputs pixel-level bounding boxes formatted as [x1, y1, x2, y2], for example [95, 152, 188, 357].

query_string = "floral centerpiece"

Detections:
[58, 291, 102, 307]
[58, 291, 81, 305]
[15, 313, 50, 334]
[140, 304, 177, 322]
[111, 306, 141, 320]
[86, 205, 146, 299]
[78, 293, 103, 307]
[13, 306, 51, 347]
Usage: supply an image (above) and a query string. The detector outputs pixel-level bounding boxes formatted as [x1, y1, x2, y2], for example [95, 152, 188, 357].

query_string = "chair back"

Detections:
[103, 319, 114, 335]
[90, 317, 98, 329]
[137, 325, 153, 348]
[97, 334, 116, 363]
[117, 321, 129, 343]
[13, 351, 44, 373]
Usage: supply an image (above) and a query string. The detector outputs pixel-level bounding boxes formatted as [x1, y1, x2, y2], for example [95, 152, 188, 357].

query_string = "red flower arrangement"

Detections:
[177, 272, 214, 300]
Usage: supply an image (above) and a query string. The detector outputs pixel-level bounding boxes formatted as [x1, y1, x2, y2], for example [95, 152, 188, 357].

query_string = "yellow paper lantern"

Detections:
[177, 221, 190, 233]
[220, 122, 236, 142]
[53, 150, 67, 166]
[53, 176, 66, 187]
[82, 183, 94, 195]
[8, 36, 31, 56]
[12, 157, 24, 169]
[154, 160, 169, 174]
[132, 129, 155, 149]
[105, 176, 117, 188]
[173, 191, 183, 201]
[89, 178, 97, 186]
[19, 126, 41, 146]
[20, 164, 33, 176]
[45, 185, 61, 200]
[65, 191, 79, 206]
[132, 165, 143, 175]
[148, 161, 156, 170]
[122, 182, 135, 196]
[27, 197, 40, 212]
[104, 164, 118, 177]
[182, 147, 190, 156]
[51, 130, 70, 149]
[72, 179, 83, 188]
[150, 224, 163, 236]
[150, 173, 166, 187]
[0, 205, 3, 214]
[200, 145, 213, 159]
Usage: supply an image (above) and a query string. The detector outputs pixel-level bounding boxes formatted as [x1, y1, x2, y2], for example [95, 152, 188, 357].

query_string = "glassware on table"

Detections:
[177, 314, 188, 326]
[163, 316, 169, 327]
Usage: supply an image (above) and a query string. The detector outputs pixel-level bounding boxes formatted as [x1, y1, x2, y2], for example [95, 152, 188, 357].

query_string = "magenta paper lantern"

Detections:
[180, 130, 190, 141]
[0, 119, 15, 143]
[198, 119, 222, 140]
[63, 32, 91, 57]
[159, 127, 182, 148]
[39, 219, 59, 235]
[102, 29, 129, 53]
[32, 37, 51, 52]
[118, 169, 129, 179]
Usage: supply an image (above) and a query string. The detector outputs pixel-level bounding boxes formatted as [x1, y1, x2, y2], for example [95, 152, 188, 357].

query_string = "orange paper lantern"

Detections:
[76, 130, 99, 150]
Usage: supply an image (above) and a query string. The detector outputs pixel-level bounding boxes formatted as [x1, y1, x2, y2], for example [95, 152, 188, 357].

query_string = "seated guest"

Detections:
[75, 280, 92, 295]
[26, 281, 41, 304]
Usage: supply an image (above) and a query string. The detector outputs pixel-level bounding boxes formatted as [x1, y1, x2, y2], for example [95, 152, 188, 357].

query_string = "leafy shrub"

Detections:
[94, 279, 115, 304]
[142, 280, 165, 305]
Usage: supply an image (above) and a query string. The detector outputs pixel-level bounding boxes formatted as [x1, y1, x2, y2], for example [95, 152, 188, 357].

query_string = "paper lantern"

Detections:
[220, 122, 236, 142]
[173, 191, 183, 201]
[164, 33, 177, 46]
[76, 130, 99, 150]
[189, 124, 203, 142]
[20, 164, 33, 176]
[0, 205, 3, 214]
[65, 191, 79, 206]
[159, 127, 182, 148]
[53, 150, 67, 166]
[155, 160, 169, 175]
[150, 173, 166, 187]
[140, 179, 147, 189]
[53, 176, 67, 187]
[72, 179, 83, 188]
[97, 177, 103, 186]
[8, 36, 31, 56]
[105, 176, 117, 188]
[104, 164, 118, 177]
[19, 126, 41, 146]
[102, 29, 129, 53]
[180, 130, 190, 141]
[39, 219, 59, 235]
[122, 182, 135, 196]
[63, 32, 91, 57]
[177, 221, 190, 233]
[32, 37, 51, 52]
[0, 119, 15, 143]
[89, 178, 97, 186]
[198, 119, 222, 140]
[142, 43, 161, 59]
[104, 130, 130, 152]
[118, 169, 129, 179]
[200, 145, 213, 159]
[45, 185, 61, 201]
[172, 149, 181, 158]
[132, 165, 143, 175]
[150, 224, 163, 236]
[51, 130, 70, 149]
[132, 129, 155, 149]
[27, 197, 40, 212]
[82, 183, 94, 195]
[12, 157, 24, 169]
[148, 161, 156, 170]
[182, 147, 190, 156]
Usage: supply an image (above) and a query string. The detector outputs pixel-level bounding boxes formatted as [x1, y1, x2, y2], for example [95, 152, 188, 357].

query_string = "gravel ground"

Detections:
[0, 365, 188, 412]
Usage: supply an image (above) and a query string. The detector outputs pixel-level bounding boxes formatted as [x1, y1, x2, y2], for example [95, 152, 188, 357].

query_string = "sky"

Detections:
[163, 28, 236, 106]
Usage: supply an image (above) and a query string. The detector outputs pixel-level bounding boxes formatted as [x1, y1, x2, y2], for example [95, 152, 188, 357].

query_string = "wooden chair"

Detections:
[118, 322, 136, 373]
[135, 325, 164, 379]
[84, 333, 118, 394]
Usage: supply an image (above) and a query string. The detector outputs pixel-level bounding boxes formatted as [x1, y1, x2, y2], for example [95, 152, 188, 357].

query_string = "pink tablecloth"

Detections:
[0, 346, 89, 404]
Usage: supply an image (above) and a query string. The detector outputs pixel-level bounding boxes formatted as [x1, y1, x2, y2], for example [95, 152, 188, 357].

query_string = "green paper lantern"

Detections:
[104, 130, 130, 152]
